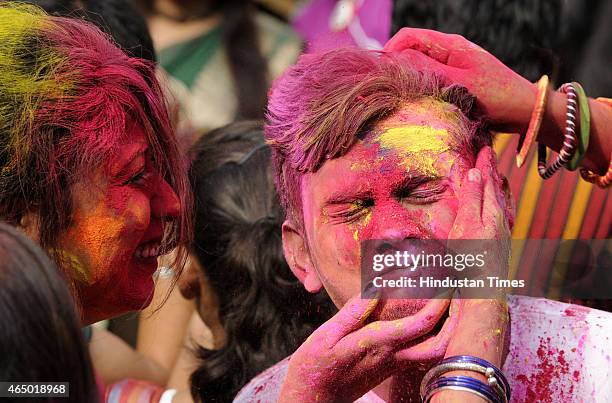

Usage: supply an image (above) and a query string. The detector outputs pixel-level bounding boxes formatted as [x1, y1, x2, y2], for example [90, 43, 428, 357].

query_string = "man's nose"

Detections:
[151, 175, 180, 221]
[369, 206, 428, 240]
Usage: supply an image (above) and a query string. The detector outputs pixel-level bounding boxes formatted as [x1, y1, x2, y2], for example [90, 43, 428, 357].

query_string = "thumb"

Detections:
[450, 168, 484, 238]
[319, 293, 380, 349]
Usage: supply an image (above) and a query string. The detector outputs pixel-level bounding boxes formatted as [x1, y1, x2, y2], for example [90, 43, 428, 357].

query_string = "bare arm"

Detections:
[137, 274, 196, 373]
[385, 28, 611, 174]
[89, 327, 169, 386]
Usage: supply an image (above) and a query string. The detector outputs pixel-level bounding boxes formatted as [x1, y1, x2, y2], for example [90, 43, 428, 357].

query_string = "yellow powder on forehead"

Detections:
[378, 126, 449, 154]
[377, 126, 451, 176]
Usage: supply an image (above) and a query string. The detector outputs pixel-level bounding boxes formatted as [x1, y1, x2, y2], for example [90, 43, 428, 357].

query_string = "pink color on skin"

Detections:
[236, 297, 612, 402]
[299, 103, 471, 321]
[59, 123, 180, 323]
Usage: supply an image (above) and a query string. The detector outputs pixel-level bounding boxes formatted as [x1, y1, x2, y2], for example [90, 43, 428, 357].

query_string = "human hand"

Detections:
[424, 147, 511, 402]
[446, 145, 510, 359]
[385, 28, 536, 132]
[278, 293, 460, 402]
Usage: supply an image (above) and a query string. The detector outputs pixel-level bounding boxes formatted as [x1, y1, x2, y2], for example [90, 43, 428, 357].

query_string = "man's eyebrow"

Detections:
[324, 188, 373, 205]
[392, 174, 443, 195]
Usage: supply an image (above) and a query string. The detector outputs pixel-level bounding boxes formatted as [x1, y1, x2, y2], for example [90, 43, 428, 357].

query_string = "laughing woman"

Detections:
[0, 3, 191, 324]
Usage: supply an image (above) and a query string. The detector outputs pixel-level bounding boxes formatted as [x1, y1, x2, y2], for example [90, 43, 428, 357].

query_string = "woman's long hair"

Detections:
[0, 222, 99, 403]
[188, 122, 334, 402]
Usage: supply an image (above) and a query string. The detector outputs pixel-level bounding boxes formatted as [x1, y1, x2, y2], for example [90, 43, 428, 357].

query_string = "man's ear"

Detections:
[282, 220, 323, 293]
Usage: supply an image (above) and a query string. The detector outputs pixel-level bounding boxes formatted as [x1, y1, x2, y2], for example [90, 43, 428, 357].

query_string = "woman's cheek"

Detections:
[109, 189, 151, 235]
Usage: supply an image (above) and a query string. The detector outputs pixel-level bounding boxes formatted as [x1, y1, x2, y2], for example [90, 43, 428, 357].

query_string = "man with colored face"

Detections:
[235, 47, 612, 402]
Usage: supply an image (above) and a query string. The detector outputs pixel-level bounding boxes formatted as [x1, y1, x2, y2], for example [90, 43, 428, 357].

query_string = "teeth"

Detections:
[135, 243, 161, 259]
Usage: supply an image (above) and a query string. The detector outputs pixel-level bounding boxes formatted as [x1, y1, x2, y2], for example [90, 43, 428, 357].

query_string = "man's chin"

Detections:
[371, 298, 429, 321]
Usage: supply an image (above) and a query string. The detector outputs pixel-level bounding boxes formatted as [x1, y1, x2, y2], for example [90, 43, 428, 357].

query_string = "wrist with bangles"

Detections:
[516, 76, 611, 188]
[420, 355, 510, 403]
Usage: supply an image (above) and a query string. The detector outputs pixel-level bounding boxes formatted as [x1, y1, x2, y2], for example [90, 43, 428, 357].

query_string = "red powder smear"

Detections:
[254, 384, 264, 395]
[563, 304, 590, 321]
[516, 337, 574, 402]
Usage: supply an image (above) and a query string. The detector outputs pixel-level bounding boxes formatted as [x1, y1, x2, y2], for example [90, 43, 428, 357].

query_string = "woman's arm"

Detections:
[385, 28, 611, 174]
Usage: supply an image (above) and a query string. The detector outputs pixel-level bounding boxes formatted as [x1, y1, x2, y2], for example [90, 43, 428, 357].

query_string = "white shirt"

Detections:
[234, 296, 612, 402]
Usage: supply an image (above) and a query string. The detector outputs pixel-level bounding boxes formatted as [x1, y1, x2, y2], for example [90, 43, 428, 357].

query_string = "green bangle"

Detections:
[567, 82, 590, 170]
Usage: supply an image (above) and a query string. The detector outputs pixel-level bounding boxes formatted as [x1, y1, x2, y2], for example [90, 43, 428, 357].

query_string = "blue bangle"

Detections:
[424, 375, 501, 403]
[441, 355, 510, 401]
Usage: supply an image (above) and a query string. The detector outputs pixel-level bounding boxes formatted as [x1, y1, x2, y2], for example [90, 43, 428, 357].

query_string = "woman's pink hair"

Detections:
[0, 4, 191, 283]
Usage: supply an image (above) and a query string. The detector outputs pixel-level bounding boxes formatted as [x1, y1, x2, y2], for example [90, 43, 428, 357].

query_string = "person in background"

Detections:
[184, 122, 334, 402]
[292, 0, 392, 52]
[136, 0, 303, 377]
[0, 222, 100, 403]
[134, 0, 301, 136]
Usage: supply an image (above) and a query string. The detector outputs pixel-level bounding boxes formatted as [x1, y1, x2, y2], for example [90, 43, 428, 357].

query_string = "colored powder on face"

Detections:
[54, 249, 90, 283]
[349, 203, 373, 242]
[376, 126, 450, 177]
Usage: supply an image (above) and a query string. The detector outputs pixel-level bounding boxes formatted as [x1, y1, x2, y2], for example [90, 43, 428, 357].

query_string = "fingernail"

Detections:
[468, 169, 481, 183]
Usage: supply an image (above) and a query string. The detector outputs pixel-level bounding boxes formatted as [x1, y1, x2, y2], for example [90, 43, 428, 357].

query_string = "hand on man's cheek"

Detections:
[449, 146, 511, 240]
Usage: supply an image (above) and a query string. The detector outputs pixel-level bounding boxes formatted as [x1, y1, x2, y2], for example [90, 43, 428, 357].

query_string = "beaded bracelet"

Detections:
[537, 83, 578, 179]
[423, 375, 501, 403]
[517, 75, 549, 168]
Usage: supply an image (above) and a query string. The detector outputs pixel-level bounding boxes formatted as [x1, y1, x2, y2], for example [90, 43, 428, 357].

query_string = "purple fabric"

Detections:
[292, 0, 391, 52]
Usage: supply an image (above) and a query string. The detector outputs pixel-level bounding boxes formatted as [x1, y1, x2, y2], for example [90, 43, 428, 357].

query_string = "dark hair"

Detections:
[188, 121, 334, 402]
[221, 1, 268, 119]
[26, 0, 156, 62]
[391, 0, 561, 81]
[0, 222, 99, 403]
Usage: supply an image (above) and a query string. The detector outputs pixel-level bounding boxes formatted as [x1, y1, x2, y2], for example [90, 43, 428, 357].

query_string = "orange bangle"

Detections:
[595, 97, 612, 106]
[517, 75, 549, 168]
[580, 153, 612, 188]
[579, 98, 612, 188]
